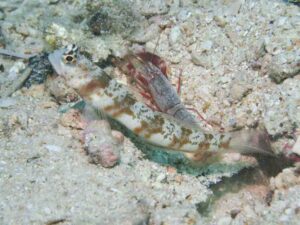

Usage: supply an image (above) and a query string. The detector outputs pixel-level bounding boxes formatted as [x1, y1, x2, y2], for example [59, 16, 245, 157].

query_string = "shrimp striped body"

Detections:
[48, 45, 272, 161]
[115, 52, 200, 125]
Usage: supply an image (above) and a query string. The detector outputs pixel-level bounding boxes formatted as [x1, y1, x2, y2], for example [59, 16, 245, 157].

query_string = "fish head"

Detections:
[48, 44, 80, 76]
[48, 44, 95, 77]
[48, 44, 94, 89]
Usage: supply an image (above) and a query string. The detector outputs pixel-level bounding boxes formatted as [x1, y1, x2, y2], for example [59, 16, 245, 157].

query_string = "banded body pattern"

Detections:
[75, 63, 231, 154]
[48, 45, 240, 159]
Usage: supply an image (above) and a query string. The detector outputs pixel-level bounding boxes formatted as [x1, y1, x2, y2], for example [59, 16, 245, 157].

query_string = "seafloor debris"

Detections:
[88, 9, 114, 36]
[0, 49, 53, 95]
[24, 53, 53, 88]
[270, 166, 300, 190]
[59, 109, 86, 130]
[268, 50, 300, 84]
[87, 2, 141, 37]
[59, 109, 123, 168]
[0, 66, 31, 98]
[83, 120, 124, 168]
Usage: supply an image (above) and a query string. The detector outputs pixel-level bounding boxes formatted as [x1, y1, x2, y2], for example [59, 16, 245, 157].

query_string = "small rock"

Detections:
[111, 130, 125, 144]
[140, 0, 169, 16]
[177, 9, 191, 22]
[8, 62, 26, 80]
[191, 52, 206, 67]
[0, 98, 17, 108]
[44, 144, 62, 153]
[24, 53, 53, 88]
[200, 40, 213, 51]
[88, 9, 113, 35]
[191, 52, 202, 66]
[83, 120, 123, 168]
[45, 23, 69, 47]
[263, 91, 294, 136]
[130, 23, 160, 43]
[230, 209, 241, 219]
[270, 168, 300, 190]
[214, 16, 227, 28]
[87, 4, 140, 37]
[169, 26, 182, 46]
[230, 83, 251, 101]
[59, 109, 85, 130]
[268, 50, 300, 83]
[250, 61, 262, 71]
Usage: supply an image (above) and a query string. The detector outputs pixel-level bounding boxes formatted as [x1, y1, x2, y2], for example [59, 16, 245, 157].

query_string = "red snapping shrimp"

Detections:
[119, 52, 170, 110]
[115, 51, 222, 129]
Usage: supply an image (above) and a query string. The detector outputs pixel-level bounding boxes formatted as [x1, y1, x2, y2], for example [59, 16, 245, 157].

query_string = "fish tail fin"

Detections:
[185, 129, 275, 165]
[228, 129, 275, 157]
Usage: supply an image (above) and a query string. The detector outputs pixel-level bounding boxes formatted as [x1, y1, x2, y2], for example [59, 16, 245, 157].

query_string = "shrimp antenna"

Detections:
[153, 31, 161, 55]
[149, 30, 162, 63]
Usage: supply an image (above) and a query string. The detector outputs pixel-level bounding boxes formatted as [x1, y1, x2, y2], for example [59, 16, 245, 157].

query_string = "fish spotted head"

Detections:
[48, 44, 96, 89]
[48, 44, 80, 77]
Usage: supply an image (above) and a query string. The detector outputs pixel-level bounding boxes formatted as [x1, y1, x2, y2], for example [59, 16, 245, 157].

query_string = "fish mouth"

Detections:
[48, 49, 64, 75]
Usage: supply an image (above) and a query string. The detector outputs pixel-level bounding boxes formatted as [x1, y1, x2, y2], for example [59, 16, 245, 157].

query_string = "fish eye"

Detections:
[66, 55, 74, 62]
[63, 54, 76, 64]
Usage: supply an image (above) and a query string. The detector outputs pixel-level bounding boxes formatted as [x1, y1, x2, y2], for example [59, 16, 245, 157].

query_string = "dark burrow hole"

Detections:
[196, 154, 294, 217]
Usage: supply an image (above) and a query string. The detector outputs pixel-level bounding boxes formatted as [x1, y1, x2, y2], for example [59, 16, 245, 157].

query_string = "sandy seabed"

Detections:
[0, 0, 300, 224]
